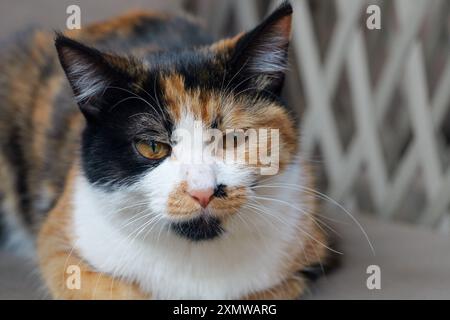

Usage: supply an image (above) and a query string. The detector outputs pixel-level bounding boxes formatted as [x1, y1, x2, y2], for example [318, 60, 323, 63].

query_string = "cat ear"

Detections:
[229, 2, 292, 95]
[55, 34, 134, 119]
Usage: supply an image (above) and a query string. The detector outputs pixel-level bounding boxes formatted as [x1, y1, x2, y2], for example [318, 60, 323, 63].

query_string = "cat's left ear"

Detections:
[55, 34, 141, 121]
[227, 2, 292, 95]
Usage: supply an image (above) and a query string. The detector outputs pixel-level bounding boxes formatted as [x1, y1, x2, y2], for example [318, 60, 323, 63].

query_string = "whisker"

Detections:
[132, 82, 168, 122]
[245, 199, 342, 255]
[249, 183, 375, 255]
[105, 86, 164, 120]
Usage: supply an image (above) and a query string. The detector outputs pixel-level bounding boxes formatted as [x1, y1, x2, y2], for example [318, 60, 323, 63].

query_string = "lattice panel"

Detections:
[193, 0, 450, 228]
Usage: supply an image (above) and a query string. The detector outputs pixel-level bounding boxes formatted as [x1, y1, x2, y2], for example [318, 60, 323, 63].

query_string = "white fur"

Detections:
[249, 36, 288, 75]
[72, 112, 310, 299]
[66, 61, 109, 103]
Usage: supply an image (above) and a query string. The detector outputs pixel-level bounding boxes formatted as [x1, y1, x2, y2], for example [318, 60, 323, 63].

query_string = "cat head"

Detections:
[56, 2, 298, 241]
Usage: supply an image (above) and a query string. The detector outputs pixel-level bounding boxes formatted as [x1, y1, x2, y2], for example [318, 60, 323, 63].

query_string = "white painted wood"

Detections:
[346, 30, 388, 209]
[293, 0, 344, 185]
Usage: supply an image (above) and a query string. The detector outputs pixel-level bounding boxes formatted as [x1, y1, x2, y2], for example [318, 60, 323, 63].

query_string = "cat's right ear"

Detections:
[55, 34, 134, 120]
[216, 2, 293, 96]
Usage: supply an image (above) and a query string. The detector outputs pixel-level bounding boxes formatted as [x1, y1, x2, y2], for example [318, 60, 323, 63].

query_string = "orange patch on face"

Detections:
[160, 74, 185, 123]
[252, 105, 298, 170]
[167, 181, 199, 218]
[167, 181, 247, 221]
[160, 73, 298, 176]
[219, 98, 298, 173]
[208, 186, 247, 219]
[160, 74, 217, 126]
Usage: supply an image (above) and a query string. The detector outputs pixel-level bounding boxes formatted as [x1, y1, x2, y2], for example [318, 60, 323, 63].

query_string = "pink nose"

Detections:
[188, 188, 214, 208]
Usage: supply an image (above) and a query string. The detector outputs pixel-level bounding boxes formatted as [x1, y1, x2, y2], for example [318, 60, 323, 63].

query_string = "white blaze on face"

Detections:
[171, 112, 217, 193]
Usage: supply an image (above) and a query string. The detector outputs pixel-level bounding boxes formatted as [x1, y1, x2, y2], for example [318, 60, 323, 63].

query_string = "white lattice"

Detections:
[193, 0, 450, 228]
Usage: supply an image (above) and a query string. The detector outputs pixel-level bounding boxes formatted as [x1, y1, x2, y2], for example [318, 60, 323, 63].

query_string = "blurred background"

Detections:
[0, 0, 449, 299]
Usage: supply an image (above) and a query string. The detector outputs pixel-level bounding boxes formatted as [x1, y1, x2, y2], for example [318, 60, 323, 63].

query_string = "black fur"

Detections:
[213, 184, 227, 198]
[171, 215, 224, 241]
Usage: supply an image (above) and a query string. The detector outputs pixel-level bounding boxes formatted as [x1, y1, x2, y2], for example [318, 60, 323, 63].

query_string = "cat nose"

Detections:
[188, 188, 214, 208]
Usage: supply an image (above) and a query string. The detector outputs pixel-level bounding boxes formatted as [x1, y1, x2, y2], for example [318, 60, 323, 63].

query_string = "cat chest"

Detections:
[73, 210, 294, 299]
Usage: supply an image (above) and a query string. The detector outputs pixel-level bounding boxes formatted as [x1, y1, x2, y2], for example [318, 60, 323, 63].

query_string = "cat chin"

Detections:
[170, 215, 224, 241]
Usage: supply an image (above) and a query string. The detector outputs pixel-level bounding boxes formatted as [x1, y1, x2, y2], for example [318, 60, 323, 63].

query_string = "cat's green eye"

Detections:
[135, 140, 170, 160]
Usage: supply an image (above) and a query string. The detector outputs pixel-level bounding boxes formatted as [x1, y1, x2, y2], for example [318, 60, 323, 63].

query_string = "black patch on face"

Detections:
[55, 35, 177, 190]
[81, 76, 173, 189]
[171, 215, 224, 241]
[213, 184, 227, 198]
[3, 126, 31, 224]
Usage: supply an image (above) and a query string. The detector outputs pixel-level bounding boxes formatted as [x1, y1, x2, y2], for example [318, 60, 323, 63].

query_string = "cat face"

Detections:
[56, 3, 298, 241]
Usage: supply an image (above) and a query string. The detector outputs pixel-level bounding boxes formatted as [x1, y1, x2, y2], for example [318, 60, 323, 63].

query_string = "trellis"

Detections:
[191, 0, 450, 228]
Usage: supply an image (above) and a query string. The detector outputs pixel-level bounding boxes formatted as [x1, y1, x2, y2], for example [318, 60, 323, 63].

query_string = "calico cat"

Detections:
[0, 2, 331, 299]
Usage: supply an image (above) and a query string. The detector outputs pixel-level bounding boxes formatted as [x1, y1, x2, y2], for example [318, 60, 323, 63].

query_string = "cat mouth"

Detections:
[170, 215, 224, 241]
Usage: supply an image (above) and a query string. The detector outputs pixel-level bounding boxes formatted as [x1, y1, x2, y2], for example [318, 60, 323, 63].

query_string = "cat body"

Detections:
[0, 3, 330, 299]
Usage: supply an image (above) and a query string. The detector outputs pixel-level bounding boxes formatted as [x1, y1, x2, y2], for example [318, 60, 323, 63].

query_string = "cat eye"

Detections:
[135, 140, 170, 160]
